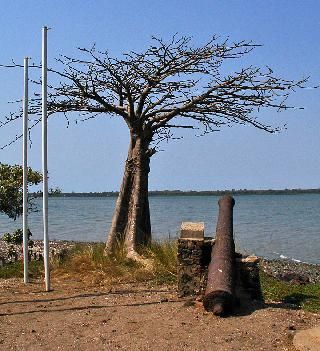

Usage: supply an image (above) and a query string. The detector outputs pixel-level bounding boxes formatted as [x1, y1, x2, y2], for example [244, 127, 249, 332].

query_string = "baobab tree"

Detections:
[0, 36, 304, 258]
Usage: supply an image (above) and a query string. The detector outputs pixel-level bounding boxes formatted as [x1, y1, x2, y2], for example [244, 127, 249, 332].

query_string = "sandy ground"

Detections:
[0, 278, 319, 351]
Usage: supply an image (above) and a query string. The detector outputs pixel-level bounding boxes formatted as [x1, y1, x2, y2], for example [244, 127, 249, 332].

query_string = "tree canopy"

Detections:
[0, 36, 305, 149]
[0, 163, 42, 220]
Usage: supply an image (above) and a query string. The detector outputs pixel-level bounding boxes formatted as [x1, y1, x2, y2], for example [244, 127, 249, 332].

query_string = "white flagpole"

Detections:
[23, 57, 29, 284]
[42, 26, 50, 291]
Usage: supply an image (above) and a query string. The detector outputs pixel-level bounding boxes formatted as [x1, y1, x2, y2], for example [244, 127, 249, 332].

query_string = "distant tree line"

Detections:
[31, 188, 320, 198]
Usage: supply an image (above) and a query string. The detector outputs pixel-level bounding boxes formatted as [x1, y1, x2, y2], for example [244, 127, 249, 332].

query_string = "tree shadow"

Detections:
[0, 288, 173, 306]
[282, 292, 318, 306]
[0, 299, 180, 317]
[232, 298, 265, 317]
[229, 292, 318, 317]
[0, 292, 111, 306]
[263, 293, 318, 311]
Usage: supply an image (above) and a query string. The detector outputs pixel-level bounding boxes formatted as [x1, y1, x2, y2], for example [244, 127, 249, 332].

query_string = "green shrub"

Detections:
[2, 228, 32, 245]
[0, 260, 43, 279]
[2, 232, 12, 243]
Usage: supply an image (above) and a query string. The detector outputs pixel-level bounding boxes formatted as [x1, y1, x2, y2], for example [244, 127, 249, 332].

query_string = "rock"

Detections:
[293, 326, 320, 351]
[0, 239, 76, 265]
[260, 259, 320, 284]
[279, 272, 310, 284]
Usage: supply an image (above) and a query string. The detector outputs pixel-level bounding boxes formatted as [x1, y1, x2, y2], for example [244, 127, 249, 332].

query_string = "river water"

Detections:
[0, 194, 319, 264]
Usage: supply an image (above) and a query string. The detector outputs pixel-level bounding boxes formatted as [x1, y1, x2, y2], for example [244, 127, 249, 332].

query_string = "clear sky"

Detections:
[0, 0, 319, 192]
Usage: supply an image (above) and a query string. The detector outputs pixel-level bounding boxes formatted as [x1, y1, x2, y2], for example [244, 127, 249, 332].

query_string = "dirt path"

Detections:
[0, 279, 319, 351]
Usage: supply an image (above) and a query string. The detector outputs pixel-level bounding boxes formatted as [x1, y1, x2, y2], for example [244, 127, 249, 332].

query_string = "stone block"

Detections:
[180, 222, 204, 240]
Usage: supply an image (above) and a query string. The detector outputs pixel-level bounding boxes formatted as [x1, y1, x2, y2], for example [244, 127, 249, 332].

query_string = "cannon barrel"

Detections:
[203, 195, 235, 315]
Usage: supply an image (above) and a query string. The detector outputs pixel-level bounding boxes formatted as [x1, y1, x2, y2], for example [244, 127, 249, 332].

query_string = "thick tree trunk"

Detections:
[105, 133, 151, 258]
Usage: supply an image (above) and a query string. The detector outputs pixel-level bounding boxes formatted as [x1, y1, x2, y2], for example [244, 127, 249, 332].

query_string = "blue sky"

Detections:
[0, 0, 319, 192]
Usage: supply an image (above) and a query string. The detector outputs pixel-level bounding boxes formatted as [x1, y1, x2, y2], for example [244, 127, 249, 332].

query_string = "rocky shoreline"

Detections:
[260, 258, 320, 284]
[0, 239, 319, 284]
[0, 239, 76, 266]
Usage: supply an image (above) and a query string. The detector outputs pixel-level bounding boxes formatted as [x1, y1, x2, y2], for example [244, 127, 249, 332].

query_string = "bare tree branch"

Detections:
[0, 35, 307, 150]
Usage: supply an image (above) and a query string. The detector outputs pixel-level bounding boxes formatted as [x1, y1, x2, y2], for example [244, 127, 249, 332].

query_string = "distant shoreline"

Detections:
[32, 188, 320, 197]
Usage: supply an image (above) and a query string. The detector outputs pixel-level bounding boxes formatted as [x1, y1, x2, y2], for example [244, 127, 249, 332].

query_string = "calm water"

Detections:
[0, 194, 319, 264]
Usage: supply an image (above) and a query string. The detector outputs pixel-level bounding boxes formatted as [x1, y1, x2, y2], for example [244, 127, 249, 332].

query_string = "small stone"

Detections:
[241, 256, 260, 263]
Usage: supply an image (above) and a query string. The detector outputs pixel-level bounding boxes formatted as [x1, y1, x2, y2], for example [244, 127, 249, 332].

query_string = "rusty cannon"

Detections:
[203, 195, 236, 315]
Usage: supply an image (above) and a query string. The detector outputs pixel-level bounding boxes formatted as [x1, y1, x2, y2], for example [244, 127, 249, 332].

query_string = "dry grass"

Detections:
[52, 241, 177, 286]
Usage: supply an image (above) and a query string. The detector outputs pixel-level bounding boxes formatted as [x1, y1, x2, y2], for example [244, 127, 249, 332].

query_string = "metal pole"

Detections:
[23, 57, 29, 284]
[42, 26, 50, 291]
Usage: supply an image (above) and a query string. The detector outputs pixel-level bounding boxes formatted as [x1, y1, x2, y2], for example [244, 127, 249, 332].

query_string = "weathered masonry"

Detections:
[177, 196, 262, 315]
